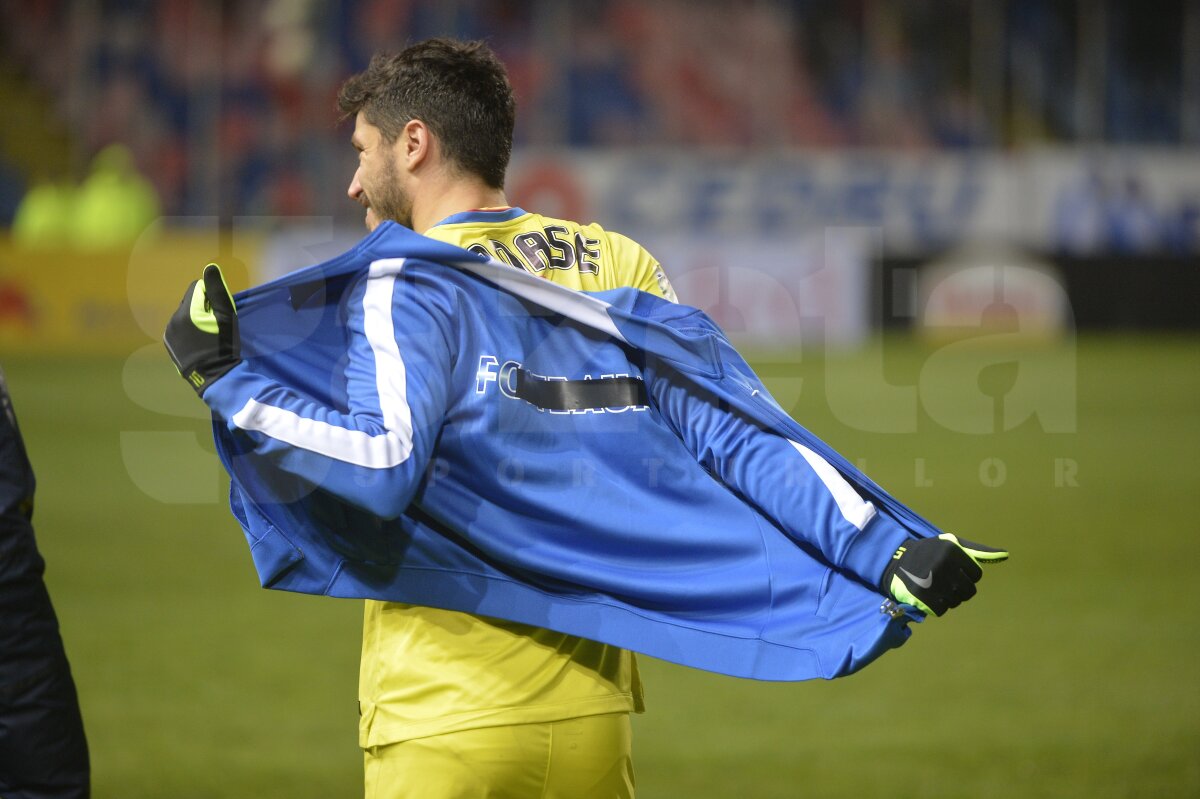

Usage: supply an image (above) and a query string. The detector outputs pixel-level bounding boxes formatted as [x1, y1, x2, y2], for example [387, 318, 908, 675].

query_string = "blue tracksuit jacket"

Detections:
[203, 222, 940, 681]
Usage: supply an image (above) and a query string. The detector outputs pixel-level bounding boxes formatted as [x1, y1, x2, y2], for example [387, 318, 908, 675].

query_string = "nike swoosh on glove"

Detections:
[880, 533, 1008, 617]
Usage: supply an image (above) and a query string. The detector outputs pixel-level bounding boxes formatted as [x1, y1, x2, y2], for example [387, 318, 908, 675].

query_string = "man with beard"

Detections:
[338, 39, 670, 797]
[164, 37, 1007, 798]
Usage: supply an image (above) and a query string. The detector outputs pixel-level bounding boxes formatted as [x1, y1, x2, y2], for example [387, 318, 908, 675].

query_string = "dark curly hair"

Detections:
[337, 38, 515, 189]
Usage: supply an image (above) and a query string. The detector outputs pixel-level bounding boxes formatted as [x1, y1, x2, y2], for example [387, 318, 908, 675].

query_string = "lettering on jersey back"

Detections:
[466, 227, 601, 276]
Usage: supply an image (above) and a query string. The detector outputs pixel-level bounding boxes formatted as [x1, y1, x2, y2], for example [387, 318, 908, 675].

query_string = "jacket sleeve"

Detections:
[645, 362, 911, 591]
[201, 270, 452, 520]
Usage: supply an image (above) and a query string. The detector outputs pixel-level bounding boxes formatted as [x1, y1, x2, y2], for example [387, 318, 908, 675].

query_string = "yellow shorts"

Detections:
[363, 712, 634, 799]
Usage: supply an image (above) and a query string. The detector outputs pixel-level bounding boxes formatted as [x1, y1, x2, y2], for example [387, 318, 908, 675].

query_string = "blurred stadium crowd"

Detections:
[0, 0, 1194, 226]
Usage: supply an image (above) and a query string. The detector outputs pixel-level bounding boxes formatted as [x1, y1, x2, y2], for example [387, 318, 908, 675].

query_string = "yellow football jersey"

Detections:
[358, 208, 674, 748]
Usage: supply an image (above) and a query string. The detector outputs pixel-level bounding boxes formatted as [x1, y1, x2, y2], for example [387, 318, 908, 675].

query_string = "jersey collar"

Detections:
[432, 207, 528, 227]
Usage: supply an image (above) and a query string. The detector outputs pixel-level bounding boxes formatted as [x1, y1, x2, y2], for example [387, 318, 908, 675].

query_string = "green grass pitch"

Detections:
[3, 334, 1197, 798]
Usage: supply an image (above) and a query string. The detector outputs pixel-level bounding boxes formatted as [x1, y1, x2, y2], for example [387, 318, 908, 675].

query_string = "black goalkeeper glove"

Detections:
[880, 533, 1008, 617]
[163, 264, 240, 395]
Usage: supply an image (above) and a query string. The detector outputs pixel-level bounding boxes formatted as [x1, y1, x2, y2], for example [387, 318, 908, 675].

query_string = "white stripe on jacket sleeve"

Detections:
[788, 440, 877, 530]
[230, 259, 414, 469]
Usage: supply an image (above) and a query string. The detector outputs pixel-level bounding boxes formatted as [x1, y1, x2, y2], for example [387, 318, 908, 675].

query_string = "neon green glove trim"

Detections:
[188, 278, 218, 334]
[889, 574, 934, 616]
[938, 533, 1010, 564]
[187, 263, 235, 335]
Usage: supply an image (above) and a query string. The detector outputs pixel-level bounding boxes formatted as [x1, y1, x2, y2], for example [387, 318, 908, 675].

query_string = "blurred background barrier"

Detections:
[505, 150, 1200, 256]
[2, 145, 1196, 355]
[879, 250, 1200, 332]
[0, 232, 263, 355]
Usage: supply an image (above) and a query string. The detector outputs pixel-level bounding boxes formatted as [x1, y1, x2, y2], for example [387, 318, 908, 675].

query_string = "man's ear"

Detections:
[401, 119, 431, 172]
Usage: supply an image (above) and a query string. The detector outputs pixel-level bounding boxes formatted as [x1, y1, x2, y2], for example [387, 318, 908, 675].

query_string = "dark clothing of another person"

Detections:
[0, 368, 89, 799]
